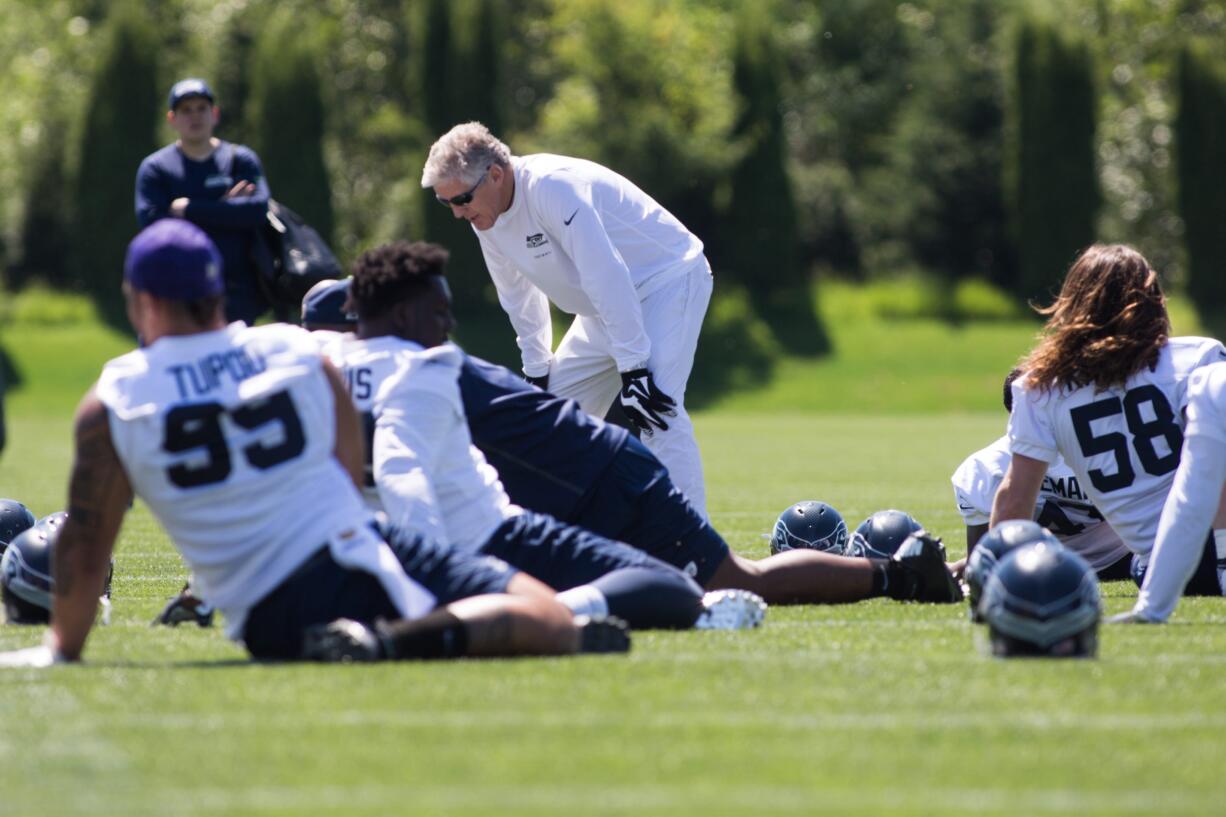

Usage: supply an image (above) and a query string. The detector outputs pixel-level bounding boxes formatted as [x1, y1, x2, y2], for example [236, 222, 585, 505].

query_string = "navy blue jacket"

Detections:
[134, 141, 270, 323]
[458, 355, 629, 521]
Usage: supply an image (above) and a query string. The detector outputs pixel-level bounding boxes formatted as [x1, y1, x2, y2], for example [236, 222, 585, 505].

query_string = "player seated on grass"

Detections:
[1117, 361, 1226, 623]
[951, 369, 1131, 581]
[991, 244, 1226, 612]
[326, 241, 766, 631]
[330, 240, 961, 607]
[0, 220, 628, 668]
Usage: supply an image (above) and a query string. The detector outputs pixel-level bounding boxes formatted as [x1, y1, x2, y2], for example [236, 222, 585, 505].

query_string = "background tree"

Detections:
[723, 6, 827, 355]
[1175, 40, 1226, 331]
[247, 12, 334, 246]
[12, 120, 74, 289]
[417, 0, 506, 319]
[1008, 13, 1100, 303]
[862, 0, 1014, 293]
[72, 2, 160, 325]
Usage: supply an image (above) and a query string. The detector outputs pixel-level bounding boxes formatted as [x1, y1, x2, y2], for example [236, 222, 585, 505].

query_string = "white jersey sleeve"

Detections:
[532, 172, 650, 371]
[482, 239, 554, 377]
[1007, 378, 1059, 464]
[951, 437, 1010, 526]
[1136, 363, 1226, 620]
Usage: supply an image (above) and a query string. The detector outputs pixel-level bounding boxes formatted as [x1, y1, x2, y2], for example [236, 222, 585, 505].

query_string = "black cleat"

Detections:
[889, 531, 964, 603]
[575, 615, 631, 654]
[302, 619, 385, 662]
[152, 583, 215, 628]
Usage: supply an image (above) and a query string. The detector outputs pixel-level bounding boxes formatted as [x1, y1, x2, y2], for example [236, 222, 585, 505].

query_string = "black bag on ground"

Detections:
[252, 199, 343, 310]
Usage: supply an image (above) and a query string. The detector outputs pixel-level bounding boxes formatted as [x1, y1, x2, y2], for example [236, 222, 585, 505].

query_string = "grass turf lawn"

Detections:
[1, 289, 1225, 815]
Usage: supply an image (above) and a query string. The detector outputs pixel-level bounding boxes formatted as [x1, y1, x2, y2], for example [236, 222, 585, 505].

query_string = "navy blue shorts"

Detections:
[479, 509, 687, 590]
[243, 533, 515, 660]
[1131, 531, 1222, 596]
[569, 437, 729, 585]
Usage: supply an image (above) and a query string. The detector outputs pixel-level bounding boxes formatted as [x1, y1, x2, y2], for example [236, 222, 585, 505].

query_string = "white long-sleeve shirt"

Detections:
[476, 154, 705, 376]
[1135, 362, 1226, 621]
[367, 339, 518, 551]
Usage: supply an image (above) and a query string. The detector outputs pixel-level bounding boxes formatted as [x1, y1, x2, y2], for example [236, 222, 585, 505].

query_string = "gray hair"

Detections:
[420, 122, 512, 188]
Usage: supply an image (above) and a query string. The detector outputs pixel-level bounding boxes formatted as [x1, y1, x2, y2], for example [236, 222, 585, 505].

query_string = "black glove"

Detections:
[618, 368, 676, 435]
[524, 372, 550, 391]
[151, 583, 215, 628]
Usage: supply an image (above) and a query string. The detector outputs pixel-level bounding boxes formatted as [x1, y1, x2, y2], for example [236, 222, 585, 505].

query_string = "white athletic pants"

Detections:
[548, 258, 713, 517]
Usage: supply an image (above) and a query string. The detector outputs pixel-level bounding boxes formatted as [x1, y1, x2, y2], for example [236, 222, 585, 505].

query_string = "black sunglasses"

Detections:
[436, 168, 491, 208]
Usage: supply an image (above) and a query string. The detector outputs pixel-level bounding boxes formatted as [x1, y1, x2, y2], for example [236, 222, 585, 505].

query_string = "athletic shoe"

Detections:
[151, 583, 215, 628]
[574, 614, 631, 653]
[694, 589, 767, 630]
[302, 618, 384, 662]
[889, 532, 964, 603]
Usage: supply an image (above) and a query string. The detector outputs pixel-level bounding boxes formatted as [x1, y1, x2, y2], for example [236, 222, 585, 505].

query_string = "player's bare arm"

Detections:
[51, 388, 133, 661]
[990, 454, 1047, 529]
[323, 358, 365, 490]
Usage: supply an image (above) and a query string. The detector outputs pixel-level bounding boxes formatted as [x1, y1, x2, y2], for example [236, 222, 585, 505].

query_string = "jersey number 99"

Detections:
[163, 390, 306, 488]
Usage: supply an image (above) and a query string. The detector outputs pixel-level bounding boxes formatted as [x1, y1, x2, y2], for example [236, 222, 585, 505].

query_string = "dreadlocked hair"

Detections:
[1023, 244, 1170, 393]
[349, 241, 450, 320]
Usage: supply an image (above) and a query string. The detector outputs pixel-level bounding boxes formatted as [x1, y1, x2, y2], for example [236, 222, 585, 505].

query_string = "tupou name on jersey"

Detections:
[1042, 474, 1087, 501]
[166, 349, 268, 399]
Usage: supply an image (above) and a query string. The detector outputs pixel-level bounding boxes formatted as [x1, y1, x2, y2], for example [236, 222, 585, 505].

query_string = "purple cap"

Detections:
[168, 78, 214, 110]
[124, 220, 224, 300]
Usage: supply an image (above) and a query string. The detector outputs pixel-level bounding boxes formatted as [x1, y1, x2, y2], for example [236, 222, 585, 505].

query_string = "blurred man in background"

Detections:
[134, 78, 271, 325]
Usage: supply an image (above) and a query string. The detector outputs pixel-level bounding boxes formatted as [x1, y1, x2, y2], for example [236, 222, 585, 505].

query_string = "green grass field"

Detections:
[2, 287, 1225, 816]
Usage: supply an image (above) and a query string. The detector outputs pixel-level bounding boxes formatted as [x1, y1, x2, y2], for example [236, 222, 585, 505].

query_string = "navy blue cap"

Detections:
[301, 279, 356, 327]
[124, 220, 224, 300]
[168, 78, 214, 110]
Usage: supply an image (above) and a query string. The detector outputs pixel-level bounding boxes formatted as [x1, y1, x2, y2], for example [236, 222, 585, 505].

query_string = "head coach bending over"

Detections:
[422, 123, 713, 516]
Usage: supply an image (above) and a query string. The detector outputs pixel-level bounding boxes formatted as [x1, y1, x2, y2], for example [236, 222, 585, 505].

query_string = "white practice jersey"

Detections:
[952, 436, 1129, 570]
[97, 323, 435, 639]
[323, 334, 516, 551]
[477, 153, 705, 375]
[1008, 336, 1226, 555]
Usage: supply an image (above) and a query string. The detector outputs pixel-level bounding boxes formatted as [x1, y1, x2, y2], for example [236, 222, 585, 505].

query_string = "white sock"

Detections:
[1215, 530, 1226, 595]
[555, 585, 609, 619]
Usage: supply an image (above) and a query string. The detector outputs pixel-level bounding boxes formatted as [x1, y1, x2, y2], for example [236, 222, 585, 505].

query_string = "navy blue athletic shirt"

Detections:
[134, 141, 270, 323]
[458, 355, 629, 520]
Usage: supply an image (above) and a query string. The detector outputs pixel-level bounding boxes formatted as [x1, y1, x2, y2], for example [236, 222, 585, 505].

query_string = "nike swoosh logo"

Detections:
[563, 209, 579, 226]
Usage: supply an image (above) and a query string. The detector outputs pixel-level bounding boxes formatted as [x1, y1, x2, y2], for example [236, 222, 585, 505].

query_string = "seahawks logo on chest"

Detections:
[526, 233, 549, 248]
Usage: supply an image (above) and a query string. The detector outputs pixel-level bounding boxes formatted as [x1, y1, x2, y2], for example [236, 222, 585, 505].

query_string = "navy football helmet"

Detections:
[2, 524, 53, 624]
[981, 541, 1100, 658]
[0, 499, 37, 553]
[965, 519, 1060, 623]
[845, 509, 924, 559]
[1, 513, 113, 624]
[769, 501, 848, 555]
[38, 511, 67, 533]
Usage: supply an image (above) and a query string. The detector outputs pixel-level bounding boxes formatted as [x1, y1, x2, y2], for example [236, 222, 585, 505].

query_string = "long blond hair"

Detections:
[1023, 244, 1169, 392]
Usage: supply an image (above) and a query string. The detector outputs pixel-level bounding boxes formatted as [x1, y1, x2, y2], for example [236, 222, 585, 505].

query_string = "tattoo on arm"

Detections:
[57, 396, 131, 597]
